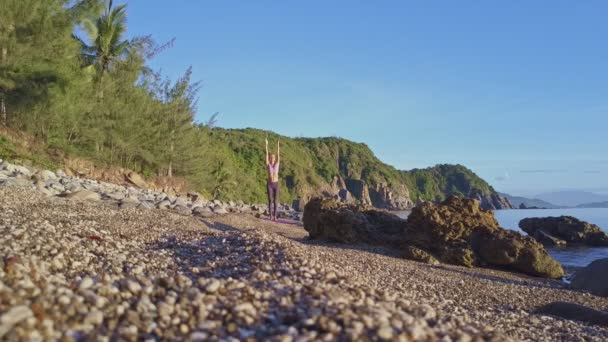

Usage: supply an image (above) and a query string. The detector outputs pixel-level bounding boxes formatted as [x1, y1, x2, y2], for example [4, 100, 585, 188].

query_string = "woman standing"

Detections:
[265, 137, 280, 221]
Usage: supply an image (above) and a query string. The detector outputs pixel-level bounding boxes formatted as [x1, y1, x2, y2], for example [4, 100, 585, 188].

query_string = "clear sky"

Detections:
[126, 1, 607, 196]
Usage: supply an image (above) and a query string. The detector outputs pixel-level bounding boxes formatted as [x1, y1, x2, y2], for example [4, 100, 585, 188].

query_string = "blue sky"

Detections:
[126, 1, 607, 196]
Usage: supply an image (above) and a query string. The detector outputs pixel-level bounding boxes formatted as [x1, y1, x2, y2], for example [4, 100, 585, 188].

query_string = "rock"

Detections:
[192, 206, 214, 218]
[173, 197, 189, 208]
[125, 171, 147, 189]
[119, 199, 140, 209]
[126, 280, 142, 294]
[0, 305, 33, 336]
[534, 302, 608, 326]
[173, 205, 192, 216]
[204, 279, 221, 293]
[156, 199, 172, 210]
[570, 258, 608, 297]
[34, 170, 57, 181]
[344, 179, 373, 207]
[303, 197, 406, 244]
[79, 277, 94, 290]
[137, 201, 155, 210]
[1, 178, 33, 187]
[369, 182, 413, 210]
[106, 191, 126, 201]
[292, 199, 306, 212]
[213, 207, 228, 215]
[470, 191, 513, 210]
[65, 190, 101, 201]
[530, 229, 567, 246]
[339, 188, 356, 204]
[377, 326, 394, 340]
[519, 216, 608, 247]
[402, 245, 439, 265]
[84, 310, 104, 326]
[405, 196, 564, 278]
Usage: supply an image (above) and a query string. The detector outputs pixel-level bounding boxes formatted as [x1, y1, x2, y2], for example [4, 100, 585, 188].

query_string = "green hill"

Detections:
[201, 128, 505, 208]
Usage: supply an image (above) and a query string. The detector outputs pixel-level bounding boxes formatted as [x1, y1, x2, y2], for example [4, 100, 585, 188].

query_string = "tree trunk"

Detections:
[168, 129, 174, 177]
[0, 95, 6, 126]
[1, 46, 7, 125]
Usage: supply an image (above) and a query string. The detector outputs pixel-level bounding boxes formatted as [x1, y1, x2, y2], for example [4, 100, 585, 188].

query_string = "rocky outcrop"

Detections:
[519, 216, 608, 247]
[570, 258, 608, 297]
[369, 182, 413, 210]
[344, 179, 412, 210]
[344, 179, 372, 206]
[470, 191, 513, 210]
[302, 198, 406, 244]
[303, 195, 564, 278]
[405, 197, 563, 278]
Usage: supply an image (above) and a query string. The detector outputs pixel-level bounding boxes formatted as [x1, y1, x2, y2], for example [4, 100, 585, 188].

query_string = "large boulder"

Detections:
[519, 216, 608, 247]
[303, 197, 406, 244]
[406, 197, 564, 278]
[570, 258, 608, 297]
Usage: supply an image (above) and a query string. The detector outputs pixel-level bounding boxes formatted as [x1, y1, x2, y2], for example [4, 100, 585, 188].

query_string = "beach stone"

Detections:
[1, 178, 33, 187]
[79, 277, 94, 290]
[173, 205, 192, 216]
[519, 216, 608, 246]
[0, 305, 33, 335]
[137, 201, 155, 210]
[156, 199, 172, 210]
[205, 279, 221, 293]
[213, 207, 228, 215]
[65, 190, 101, 201]
[84, 310, 104, 326]
[106, 191, 126, 201]
[570, 258, 608, 297]
[34, 170, 57, 181]
[173, 197, 189, 208]
[192, 206, 214, 218]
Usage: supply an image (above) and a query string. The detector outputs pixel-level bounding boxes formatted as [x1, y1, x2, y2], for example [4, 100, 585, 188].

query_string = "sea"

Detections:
[396, 208, 608, 268]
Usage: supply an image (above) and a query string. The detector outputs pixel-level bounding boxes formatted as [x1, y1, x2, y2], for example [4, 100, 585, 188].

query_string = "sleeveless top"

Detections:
[268, 163, 279, 174]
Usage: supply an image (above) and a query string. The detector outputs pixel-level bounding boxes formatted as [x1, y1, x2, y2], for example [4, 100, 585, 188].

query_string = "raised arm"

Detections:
[265, 137, 269, 165]
[277, 139, 280, 164]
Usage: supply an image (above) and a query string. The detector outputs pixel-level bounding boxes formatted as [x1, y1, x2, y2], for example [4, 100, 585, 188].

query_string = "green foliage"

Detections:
[0, 135, 57, 170]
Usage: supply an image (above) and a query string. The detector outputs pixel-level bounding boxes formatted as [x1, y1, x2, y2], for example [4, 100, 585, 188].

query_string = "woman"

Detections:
[265, 137, 280, 221]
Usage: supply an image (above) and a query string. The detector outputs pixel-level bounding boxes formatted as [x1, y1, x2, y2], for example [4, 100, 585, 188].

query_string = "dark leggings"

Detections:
[267, 181, 279, 217]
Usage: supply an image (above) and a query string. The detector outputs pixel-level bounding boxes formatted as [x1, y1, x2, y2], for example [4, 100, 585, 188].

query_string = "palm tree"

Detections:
[75, 0, 131, 78]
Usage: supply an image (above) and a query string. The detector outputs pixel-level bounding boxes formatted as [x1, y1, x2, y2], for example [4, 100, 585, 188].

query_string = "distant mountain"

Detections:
[499, 193, 563, 209]
[576, 201, 608, 208]
[533, 190, 608, 207]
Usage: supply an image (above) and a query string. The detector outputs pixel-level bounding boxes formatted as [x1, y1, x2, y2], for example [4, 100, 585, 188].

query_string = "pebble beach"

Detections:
[1, 186, 607, 341]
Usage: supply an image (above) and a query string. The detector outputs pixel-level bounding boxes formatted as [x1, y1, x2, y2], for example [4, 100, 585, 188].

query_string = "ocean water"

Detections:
[494, 208, 608, 268]
[396, 208, 608, 268]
